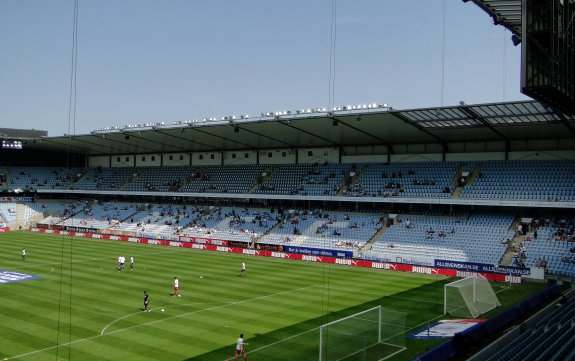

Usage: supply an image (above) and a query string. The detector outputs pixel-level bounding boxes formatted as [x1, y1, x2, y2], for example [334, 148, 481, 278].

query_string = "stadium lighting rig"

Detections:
[1, 139, 24, 149]
[89, 102, 391, 134]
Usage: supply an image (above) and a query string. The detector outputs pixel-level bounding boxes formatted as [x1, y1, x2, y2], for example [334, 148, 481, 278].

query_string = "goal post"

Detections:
[319, 306, 382, 361]
[444, 276, 501, 318]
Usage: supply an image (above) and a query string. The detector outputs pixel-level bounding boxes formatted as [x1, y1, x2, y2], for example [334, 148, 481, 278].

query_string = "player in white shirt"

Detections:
[22, 248, 26, 261]
[241, 262, 246, 277]
[173, 276, 181, 297]
[233, 333, 248, 361]
[130, 256, 134, 271]
[117, 256, 122, 271]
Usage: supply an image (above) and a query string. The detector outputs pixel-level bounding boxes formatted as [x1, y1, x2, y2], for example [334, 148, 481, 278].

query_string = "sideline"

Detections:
[7, 285, 318, 360]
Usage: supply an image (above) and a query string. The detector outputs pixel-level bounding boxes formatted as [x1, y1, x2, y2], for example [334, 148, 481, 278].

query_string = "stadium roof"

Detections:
[19, 100, 575, 156]
[468, 0, 522, 36]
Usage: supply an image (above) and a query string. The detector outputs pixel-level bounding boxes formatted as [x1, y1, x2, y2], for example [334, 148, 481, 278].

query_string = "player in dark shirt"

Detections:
[144, 291, 150, 312]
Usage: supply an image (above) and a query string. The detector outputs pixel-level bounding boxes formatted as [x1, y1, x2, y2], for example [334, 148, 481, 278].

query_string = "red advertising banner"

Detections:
[27, 228, 517, 283]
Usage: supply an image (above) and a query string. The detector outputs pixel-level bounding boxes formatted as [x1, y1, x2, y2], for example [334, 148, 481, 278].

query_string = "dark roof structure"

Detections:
[18, 100, 574, 156]
[468, 0, 522, 36]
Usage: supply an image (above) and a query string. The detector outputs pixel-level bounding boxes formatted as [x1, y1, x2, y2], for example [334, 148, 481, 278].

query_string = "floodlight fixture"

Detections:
[2, 139, 23, 149]
[511, 34, 521, 46]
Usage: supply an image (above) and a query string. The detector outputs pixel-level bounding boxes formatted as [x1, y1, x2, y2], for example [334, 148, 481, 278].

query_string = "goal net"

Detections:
[319, 306, 406, 361]
[444, 276, 501, 318]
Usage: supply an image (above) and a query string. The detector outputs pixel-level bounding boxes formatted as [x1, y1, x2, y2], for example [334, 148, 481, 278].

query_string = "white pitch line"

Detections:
[220, 284, 450, 361]
[37, 267, 55, 276]
[222, 328, 318, 361]
[7, 285, 318, 360]
[333, 341, 397, 361]
[8, 234, 189, 271]
[222, 326, 407, 361]
[381, 287, 515, 344]
[100, 301, 235, 335]
[378, 346, 407, 361]
[6, 255, 112, 270]
[313, 285, 444, 305]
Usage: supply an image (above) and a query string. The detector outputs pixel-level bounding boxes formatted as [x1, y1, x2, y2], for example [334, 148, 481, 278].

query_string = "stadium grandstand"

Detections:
[1, 1, 574, 361]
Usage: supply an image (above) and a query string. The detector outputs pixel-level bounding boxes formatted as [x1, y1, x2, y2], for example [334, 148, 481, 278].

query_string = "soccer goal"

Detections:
[319, 306, 406, 361]
[444, 275, 501, 318]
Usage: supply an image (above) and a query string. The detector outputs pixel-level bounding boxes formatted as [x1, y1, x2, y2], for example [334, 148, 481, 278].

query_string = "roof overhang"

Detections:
[16, 100, 575, 156]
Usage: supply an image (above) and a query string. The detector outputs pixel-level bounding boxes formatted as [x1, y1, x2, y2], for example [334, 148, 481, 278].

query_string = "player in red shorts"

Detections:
[173, 276, 181, 297]
[233, 333, 248, 361]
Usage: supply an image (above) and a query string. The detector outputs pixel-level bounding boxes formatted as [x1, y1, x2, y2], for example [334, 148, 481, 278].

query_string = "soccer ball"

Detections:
[200, 276, 203, 279]
[161, 308, 165, 312]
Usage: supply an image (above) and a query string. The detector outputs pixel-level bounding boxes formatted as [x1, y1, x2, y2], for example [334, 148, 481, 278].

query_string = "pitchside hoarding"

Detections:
[284, 245, 353, 259]
[435, 259, 530, 276]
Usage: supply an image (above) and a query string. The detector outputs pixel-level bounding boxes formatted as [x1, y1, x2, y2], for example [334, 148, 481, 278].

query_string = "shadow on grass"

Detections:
[181, 278, 452, 361]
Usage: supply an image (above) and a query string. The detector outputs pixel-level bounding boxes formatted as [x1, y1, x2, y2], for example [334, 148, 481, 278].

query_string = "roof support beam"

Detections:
[328, 116, 395, 154]
[153, 129, 217, 151]
[280, 121, 342, 148]
[186, 127, 255, 150]
[555, 112, 575, 137]
[392, 112, 450, 154]
[88, 134, 168, 154]
[459, 105, 511, 151]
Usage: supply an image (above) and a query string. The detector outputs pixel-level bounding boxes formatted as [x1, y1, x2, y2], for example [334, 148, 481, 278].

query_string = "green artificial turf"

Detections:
[0, 232, 547, 361]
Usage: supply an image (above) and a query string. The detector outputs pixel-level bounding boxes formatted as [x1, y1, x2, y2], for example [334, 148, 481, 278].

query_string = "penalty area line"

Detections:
[222, 328, 317, 361]
[100, 301, 235, 335]
[6, 285, 317, 360]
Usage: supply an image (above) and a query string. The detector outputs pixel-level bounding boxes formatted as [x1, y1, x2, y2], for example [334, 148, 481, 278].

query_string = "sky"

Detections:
[0, 0, 529, 137]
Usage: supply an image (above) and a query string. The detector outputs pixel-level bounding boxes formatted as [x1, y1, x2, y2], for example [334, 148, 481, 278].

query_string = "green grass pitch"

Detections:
[0, 232, 546, 361]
